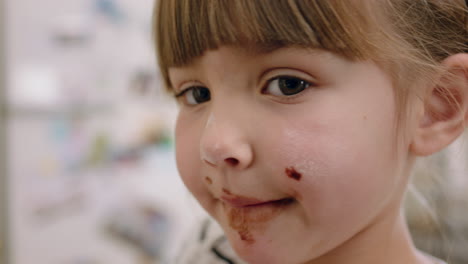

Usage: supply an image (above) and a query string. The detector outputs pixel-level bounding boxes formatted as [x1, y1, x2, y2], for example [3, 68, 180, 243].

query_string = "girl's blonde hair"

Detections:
[153, 0, 467, 124]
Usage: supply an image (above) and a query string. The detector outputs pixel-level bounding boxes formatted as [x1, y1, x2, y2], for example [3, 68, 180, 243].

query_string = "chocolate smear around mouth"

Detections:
[285, 166, 302, 181]
[225, 198, 293, 244]
[205, 177, 213, 185]
[222, 188, 232, 195]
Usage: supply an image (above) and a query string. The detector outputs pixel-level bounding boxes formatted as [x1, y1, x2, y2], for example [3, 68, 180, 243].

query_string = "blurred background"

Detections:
[0, 0, 467, 264]
[0, 0, 207, 263]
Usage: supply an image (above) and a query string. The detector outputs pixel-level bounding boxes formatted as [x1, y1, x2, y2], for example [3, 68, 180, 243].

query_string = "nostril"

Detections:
[224, 157, 239, 166]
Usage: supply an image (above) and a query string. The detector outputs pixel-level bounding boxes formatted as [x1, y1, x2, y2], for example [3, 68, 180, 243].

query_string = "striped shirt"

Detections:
[175, 218, 246, 264]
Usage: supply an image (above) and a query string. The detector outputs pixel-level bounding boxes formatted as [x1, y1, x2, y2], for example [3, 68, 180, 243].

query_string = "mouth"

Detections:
[221, 195, 295, 208]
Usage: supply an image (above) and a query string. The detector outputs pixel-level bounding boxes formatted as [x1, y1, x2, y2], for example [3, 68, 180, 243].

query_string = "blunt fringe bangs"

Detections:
[154, 0, 378, 89]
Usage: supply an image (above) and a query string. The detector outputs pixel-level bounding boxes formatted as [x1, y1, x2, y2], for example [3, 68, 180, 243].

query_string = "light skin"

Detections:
[169, 46, 468, 264]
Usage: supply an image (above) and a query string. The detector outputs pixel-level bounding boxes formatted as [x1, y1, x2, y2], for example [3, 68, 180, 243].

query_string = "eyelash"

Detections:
[174, 88, 190, 98]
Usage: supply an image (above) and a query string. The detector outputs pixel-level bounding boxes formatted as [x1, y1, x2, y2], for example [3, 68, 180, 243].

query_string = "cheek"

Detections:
[270, 114, 400, 221]
[175, 116, 220, 217]
[175, 116, 203, 196]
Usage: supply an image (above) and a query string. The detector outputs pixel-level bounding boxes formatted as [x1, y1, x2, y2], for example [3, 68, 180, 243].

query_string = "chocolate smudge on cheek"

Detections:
[285, 166, 302, 181]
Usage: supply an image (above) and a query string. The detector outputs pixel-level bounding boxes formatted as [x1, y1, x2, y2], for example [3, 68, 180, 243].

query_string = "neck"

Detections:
[306, 206, 432, 264]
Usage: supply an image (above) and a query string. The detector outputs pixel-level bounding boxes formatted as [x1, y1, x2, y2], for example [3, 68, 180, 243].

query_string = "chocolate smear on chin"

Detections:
[224, 199, 292, 244]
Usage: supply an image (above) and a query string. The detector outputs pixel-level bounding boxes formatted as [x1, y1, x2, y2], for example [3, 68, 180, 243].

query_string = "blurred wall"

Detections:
[0, 0, 10, 263]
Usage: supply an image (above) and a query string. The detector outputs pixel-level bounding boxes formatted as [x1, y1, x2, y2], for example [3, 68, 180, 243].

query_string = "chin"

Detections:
[226, 234, 294, 264]
[233, 247, 279, 264]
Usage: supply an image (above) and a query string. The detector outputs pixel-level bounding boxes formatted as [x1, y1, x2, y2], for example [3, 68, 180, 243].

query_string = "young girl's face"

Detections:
[169, 46, 414, 264]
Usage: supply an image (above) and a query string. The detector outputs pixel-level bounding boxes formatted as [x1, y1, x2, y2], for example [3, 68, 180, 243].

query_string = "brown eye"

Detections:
[265, 76, 310, 96]
[178, 86, 211, 105]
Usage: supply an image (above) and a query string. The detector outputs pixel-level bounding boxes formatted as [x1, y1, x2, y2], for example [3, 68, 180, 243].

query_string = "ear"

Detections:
[410, 53, 468, 156]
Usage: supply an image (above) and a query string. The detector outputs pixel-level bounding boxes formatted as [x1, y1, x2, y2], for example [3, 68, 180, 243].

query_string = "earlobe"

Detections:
[410, 54, 468, 156]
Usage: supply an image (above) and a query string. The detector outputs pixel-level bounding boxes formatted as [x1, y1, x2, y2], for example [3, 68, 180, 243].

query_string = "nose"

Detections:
[200, 113, 253, 170]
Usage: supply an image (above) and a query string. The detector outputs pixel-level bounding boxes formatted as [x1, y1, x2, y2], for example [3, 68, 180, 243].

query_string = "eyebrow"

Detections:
[167, 45, 326, 91]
